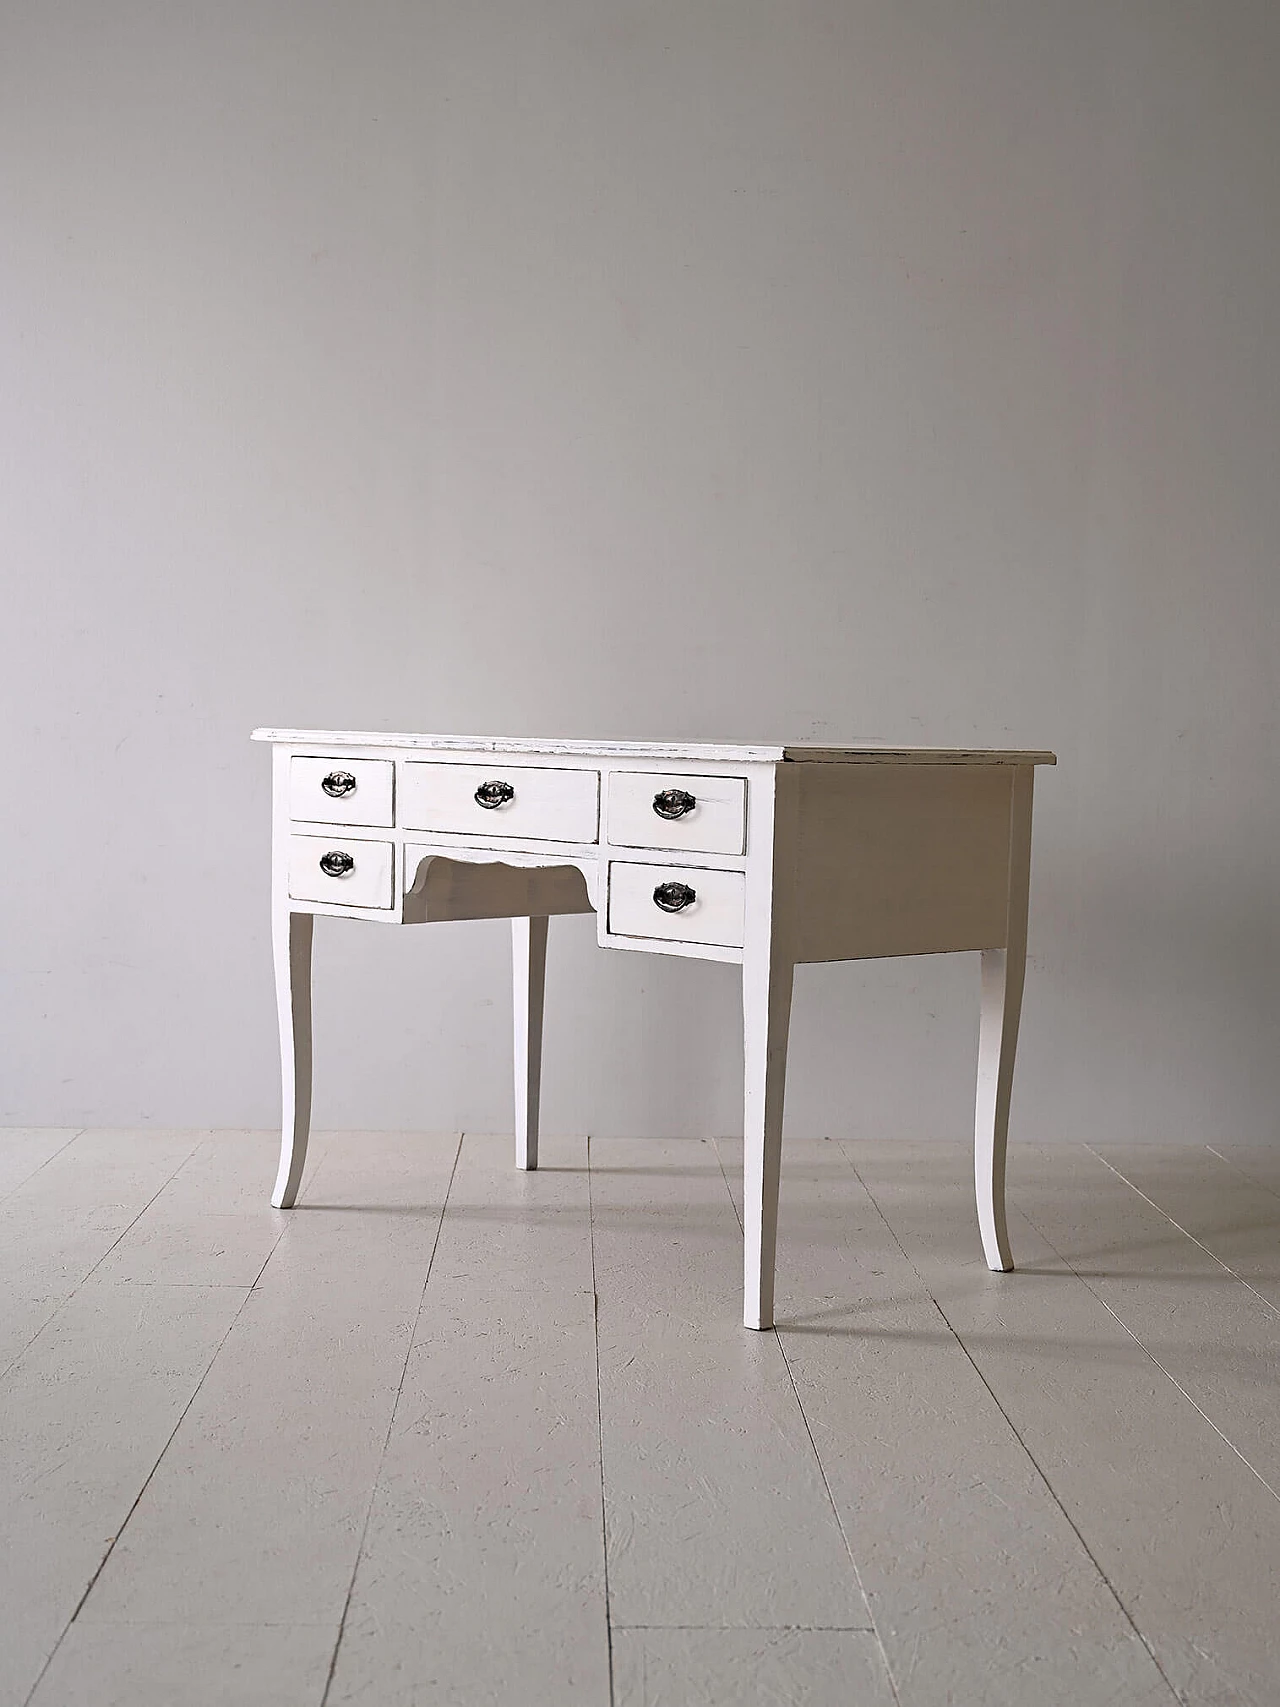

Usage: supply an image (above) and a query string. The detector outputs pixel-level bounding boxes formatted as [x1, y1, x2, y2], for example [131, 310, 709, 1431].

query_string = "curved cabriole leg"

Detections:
[272, 908, 314, 1208]
[975, 947, 1024, 1270]
[974, 766, 1034, 1271]
[742, 953, 795, 1330]
[513, 916, 548, 1170]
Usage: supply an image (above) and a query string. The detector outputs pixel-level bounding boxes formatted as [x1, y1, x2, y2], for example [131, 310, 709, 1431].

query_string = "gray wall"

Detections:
[3, 2, 1277, 1144]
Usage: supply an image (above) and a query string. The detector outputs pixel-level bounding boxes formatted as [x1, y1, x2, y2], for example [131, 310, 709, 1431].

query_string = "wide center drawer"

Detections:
[607, 770, 746, 855]
[607, 861, 745, 948]
[400, 762, 599, 842]
[289, 756, 394, 828]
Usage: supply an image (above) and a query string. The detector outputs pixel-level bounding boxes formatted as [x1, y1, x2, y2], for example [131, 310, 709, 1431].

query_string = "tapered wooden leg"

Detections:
[272, 908, 314, 1209]
[974, 766, 1034, 1271]
[513, 916, 548, 1170]
[742, 953, 795, 1330]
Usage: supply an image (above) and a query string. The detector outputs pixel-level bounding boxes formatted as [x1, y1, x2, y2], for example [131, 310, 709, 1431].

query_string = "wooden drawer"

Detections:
[288, 835, 394, 909]
[607, 861, 745, 948]
[401, 762, 599, 842]
[607, 770, 746, 856]
[289, 757, 394, 827]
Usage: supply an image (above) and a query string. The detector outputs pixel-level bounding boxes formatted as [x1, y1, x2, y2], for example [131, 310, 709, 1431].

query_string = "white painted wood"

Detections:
[783, 745, 1057, 766]
[1012, 1145, 1280, 1490]
[612, 1630, 894, 1707]
[400, 760, 599, 841]
[287, 755, 394, 827]
[0, 1281, 252, 1704]
[258, 728, 1055, 1329]
[77, 1134, 461, 1629]
[0, 1130, 201, 1375]
[606, 769, 747, 855]
[592, 928, 743, 965]
[255, 728, 793, 762]
[590, 1136, 867, 1627]
[975, 765, 1034, 1271]
[29, 1624, 336, 1707]
[607, 860, 746, 948]
[287, 833, 394, 909]
[89, 1133, 289, 1288]
[741, 954, 794, 1332]
[1092, 1143, 1280, 1310]
[740, 764, 799, 1331]
[808, 1140, 1189, 1705]
[325, 1133, 609, 1707]
[1211, 1146, 1280, 1193]
[270, 908, 312, 1210]
[254, 727, 1057, 766]
[851, 1138, 1280, 1704]
[0, 1129, 80, 1203]
[14, 1131, 1280, 1706]
[512, 916, 547, 1170]
[792, 762, 1015, 962]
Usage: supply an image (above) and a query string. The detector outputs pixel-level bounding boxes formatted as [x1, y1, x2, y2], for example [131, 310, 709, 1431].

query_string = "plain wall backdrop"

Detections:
[2, 1, 1277, 1144]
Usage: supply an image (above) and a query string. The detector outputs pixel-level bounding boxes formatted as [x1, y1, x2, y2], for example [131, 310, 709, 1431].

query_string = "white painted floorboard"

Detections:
[1092, 1142, 1280, 1312]
[0, 1129, 203, 1374]
[1, 1131, 1277, 1706]
[722, 1138, 1173, 1707]
[849, 1139, 1280, 1706]
[73, 1133, 460, 1632]
[590, 1138, 872, 1637]
[0, 1132, 82, 1204]
[611, 1628, 889, 1707]
[325, 1132, 609, 1707]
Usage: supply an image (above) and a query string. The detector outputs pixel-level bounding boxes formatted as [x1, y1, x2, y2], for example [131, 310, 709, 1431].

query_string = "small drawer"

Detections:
[607, 861, 745, 948]
[607, 771, 746, 856]
[290, 757, 394, 827]
[401, 762, 599, 842]
[288, 835, 394, 910]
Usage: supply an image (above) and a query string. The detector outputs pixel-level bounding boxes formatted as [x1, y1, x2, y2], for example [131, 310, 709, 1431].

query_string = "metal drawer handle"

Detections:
[474, 779, 515, 809]
[653, 880, 696, 913]
[321, 770, 357, 798]
[319, 849, 355, 878]
[653, 788, 696, 820]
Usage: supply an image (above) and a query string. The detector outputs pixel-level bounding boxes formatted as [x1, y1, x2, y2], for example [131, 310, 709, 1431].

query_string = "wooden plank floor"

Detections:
[1, 1131, 1276, 1706]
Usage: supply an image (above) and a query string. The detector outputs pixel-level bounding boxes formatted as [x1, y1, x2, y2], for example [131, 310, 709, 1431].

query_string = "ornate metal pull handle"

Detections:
[321, 770, 357, 798]
[653, 788, 696, 820]
[474, 779, 515, 809]
[653, 880, 696, 913]
[319, 849, 355, 878]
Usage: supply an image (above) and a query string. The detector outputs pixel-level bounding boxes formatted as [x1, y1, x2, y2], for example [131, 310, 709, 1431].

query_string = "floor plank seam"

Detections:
[840, 1148, 1185, 1707]
[20, 1221, 290, 1707]
[1084, 1145, 1280, 1319]
[711, 1138, 903, 1707]
[1206, 1146, 1280, 1201]
[1011, 1199, 1280, 1507]
[0, 1128, 86, 1207]
[317, 1130, 464, 1707]
[0, 1135, 205, 1388]
[588, 1136, 617, 1707]
[610, 1623, 879, 1632]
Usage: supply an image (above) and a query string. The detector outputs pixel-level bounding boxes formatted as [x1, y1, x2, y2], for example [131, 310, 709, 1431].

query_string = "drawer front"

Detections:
[288, 835, 394, 909]
[290, 757, 394, 828]
[607, 771, 746, 856]
[607, 861, 746, 948]
[401, 762, 599, 842]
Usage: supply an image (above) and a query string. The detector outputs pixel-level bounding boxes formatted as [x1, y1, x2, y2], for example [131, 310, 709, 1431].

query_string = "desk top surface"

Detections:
[253, 729, 1056, 766]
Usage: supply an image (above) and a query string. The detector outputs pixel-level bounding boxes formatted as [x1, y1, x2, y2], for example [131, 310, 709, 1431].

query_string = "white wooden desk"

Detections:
[253, 730, 1055, 1329]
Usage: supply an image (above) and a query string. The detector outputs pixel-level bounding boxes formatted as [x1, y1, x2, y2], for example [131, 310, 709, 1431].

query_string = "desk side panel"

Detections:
[792, 764, 1015, 962]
